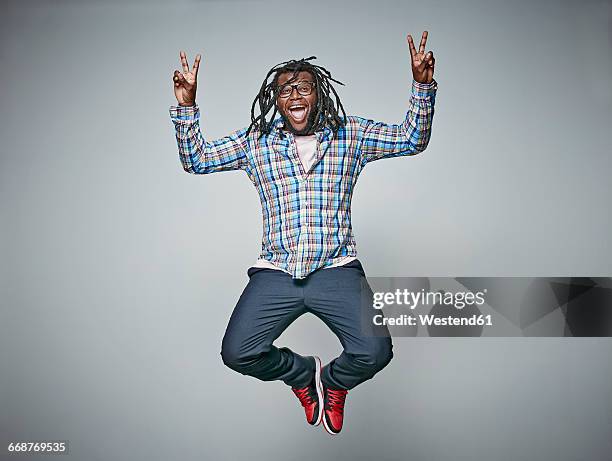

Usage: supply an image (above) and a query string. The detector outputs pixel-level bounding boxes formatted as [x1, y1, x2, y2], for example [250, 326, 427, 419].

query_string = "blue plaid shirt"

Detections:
[170, 78, 438, 278]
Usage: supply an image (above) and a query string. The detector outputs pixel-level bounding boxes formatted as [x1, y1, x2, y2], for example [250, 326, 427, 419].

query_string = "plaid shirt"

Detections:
[170, 78, 438, 279]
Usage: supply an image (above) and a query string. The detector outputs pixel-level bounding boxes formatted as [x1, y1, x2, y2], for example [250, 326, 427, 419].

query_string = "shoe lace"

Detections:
[325, 388, 348, 411]
[292, 386, 316, 407]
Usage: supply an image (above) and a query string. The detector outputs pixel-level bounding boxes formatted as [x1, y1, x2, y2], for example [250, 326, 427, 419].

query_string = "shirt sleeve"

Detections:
[169, 104, 249, 174]
[357, 79, 438, 166]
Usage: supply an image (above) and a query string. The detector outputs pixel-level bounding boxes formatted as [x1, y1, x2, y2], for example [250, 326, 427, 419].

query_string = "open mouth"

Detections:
[287, 104, 308, 123]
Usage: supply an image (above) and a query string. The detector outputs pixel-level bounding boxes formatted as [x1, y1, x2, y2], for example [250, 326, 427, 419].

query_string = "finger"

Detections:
[406, 34, 417, 60]
[418, 30, 428, 54]
[427, 56, 435, 68]
[192, 53, 201, 77]
[179, 50, 190, 73]
[173, 71, 188, 86]
[417, 51, 433, 72]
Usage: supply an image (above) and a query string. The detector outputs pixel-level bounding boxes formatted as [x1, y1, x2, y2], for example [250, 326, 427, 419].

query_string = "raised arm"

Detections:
[359, 31, 437, 165]
[170, 50, 248, 174]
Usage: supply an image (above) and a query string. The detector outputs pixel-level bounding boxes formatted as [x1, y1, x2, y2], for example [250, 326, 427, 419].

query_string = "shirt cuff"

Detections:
[169, 104, 199, 120]
[411, 78, 438, 98]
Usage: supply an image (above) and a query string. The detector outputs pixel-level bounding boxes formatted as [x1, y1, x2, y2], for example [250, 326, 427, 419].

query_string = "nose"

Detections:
[289, 87, 302, 99]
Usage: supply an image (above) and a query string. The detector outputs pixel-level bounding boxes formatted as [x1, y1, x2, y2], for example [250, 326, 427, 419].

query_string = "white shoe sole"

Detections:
[313, 356, 324, 426]
[322, 413, 340, 435]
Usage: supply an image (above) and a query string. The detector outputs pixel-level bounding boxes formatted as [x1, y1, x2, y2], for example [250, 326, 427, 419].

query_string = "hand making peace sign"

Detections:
[172, 50, 202, 107]
[407, 31, 435, 84]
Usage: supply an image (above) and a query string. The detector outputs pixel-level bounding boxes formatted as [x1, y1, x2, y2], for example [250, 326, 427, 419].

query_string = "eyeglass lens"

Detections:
[279, 82, 314, 97]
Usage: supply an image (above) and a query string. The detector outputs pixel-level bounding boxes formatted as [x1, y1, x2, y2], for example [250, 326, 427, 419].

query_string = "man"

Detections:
[169, 31, 437, 435]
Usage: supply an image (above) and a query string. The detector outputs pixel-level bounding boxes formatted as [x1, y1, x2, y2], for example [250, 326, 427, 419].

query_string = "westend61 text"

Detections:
[373, 313, 493, 327]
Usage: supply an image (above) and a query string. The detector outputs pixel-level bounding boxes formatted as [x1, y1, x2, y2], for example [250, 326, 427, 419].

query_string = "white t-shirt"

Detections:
[252, 134, 356, 274]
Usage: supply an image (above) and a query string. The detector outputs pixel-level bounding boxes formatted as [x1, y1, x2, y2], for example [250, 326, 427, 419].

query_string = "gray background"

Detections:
[1, 0, 611, 460]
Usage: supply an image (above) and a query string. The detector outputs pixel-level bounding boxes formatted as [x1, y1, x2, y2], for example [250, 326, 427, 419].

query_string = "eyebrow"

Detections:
[278, 79, 315, 85]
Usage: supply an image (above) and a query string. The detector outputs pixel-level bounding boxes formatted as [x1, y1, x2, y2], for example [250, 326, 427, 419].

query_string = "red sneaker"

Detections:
[322, 386, 348, 435]
[291, 356, 323, 426]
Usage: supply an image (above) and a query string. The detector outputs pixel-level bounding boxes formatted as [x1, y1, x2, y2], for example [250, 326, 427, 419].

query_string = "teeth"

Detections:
[288, 106, 307, 121]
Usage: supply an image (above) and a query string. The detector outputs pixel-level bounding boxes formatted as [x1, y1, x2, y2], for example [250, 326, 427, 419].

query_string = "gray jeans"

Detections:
[220, 259, 393, 389]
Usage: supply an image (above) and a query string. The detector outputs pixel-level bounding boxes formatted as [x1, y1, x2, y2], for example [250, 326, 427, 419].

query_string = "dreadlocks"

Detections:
[246, 56, 347, 138]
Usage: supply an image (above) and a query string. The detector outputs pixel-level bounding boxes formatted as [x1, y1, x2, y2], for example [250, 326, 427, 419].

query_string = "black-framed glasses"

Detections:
[276, 81, 316, 98]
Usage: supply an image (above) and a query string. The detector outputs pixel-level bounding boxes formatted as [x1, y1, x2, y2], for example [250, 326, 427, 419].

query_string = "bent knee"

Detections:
[373, 340, 393, 370]
[220, 339, 247, 370]
[378, 343, 393, 369]
[354, 339, 393, 372]
[220, 340, 266, 372]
